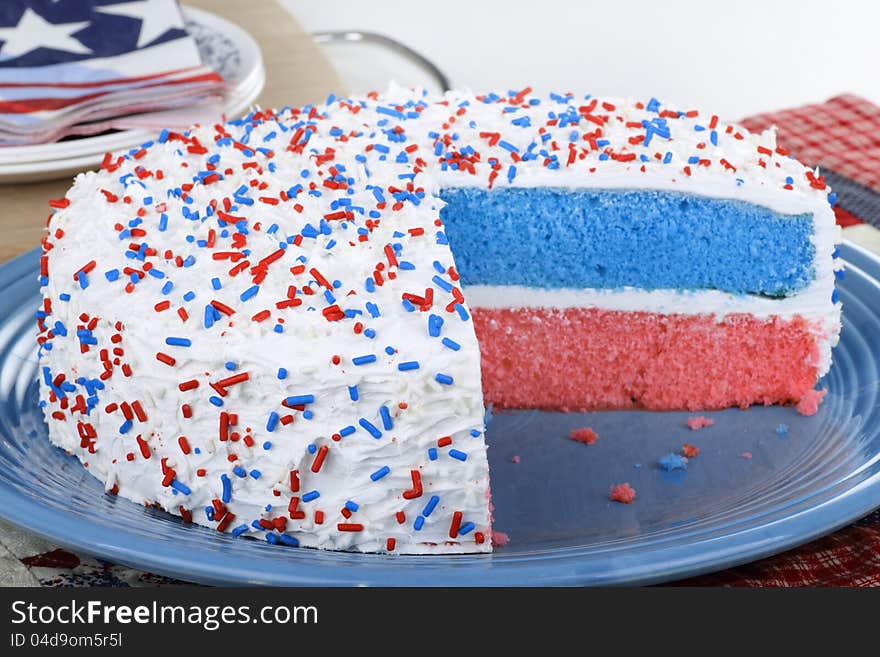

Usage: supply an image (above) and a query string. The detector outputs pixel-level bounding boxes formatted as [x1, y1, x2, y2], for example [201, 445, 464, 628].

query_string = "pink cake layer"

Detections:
[472, 307, 823, 411]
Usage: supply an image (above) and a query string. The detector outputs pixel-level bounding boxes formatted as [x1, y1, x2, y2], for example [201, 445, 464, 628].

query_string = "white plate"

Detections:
[0, 6, 264, 182]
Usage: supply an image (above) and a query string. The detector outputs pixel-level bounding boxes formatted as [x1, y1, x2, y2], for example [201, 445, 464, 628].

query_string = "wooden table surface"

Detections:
[0, 0, 341, 264]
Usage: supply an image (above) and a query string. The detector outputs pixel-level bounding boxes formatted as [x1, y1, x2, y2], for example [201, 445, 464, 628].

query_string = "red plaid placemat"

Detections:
[742, 94, 880, 191]
[741, 94, 880, 230]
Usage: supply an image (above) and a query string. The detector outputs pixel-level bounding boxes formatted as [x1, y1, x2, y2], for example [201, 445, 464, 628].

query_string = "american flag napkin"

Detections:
[0, 0, 226, 146]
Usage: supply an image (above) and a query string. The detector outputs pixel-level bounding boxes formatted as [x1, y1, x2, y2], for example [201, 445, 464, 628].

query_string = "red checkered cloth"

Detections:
[742, 94, 880, 191]
[680, 95, 880, 587]
[679, 516, 880, 587]
[741, 94, 880, 229]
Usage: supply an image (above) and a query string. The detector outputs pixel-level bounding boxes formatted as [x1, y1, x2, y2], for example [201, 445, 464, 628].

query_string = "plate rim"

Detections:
[0, 242, 878, 586]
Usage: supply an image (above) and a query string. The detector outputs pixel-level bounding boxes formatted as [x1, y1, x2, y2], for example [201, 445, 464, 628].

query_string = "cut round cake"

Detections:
[36, 86, 841, 554]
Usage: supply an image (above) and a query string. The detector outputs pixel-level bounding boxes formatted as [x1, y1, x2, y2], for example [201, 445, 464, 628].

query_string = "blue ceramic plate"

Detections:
[1, 244, 878, 586]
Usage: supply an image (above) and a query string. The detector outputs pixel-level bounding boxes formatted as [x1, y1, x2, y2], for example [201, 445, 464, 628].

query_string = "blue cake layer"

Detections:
[438, 187, 815, 296]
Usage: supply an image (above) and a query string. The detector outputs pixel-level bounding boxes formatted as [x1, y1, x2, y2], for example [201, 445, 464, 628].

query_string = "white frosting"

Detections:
[38, 86, 840, 555]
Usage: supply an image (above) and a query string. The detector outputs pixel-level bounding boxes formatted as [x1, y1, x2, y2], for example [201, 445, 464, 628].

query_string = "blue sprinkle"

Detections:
[401, 299, 416, 312]
[285, 394, 315, 406]
[302, 490, 320, 502]
[398, 361, 420, 371]
[262, 441, 272, 450]
[249, 469, 261, 479]
[432, 275, 454, 292]
[119, 419, 132, 434]
[441, 337, 460, 351]
[165, 337, 192, 347]
[776, 423, 789, 438]
[432, 260, 446, 274]
[232, 524, 249, 538]
[225, 361, 236, 371]
[453, 304, 469, 321]
[449, 449, 467, 462]
[273, 324, 284, 334]
[428, 314, 444, 337]
[303, 410, 314, 420]
[458, 522, 475, 535]
[277, 534, 299, 547]
[209, 396, 224, 407]
[348, 385, 359, 401]
[352, 354, 377, 365]
[379, 405, 393, 430]
[345, 500, 359, 512]
[277, 367, 287, 379]
[211, 277, 222, 290]
[365, 302, 380, 318]
[161, 281, 174, 295]
[307, 444, 317, 454]
[435, 373, 454, 385]
[240, 285, 260, 301]
[266, 411, 279, 432]
[422, 495, 440, 517]
[183, 291, 196, 301]
[371, 466, 390, 481]
[470, 429, 481, 437]
[414, 516, 425, 531]
[170, 479, 191, 495]
[359, 418, 382, 439]
[428, 447, 438, 461]
[339, 425, 356, 437]
[221, 474, 232, 503]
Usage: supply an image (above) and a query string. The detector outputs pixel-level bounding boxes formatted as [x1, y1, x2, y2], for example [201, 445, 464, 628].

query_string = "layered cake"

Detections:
[36, 87, 841, 553]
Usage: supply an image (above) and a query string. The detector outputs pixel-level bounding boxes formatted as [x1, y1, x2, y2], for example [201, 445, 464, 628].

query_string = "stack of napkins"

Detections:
[0, 0, 226, 146]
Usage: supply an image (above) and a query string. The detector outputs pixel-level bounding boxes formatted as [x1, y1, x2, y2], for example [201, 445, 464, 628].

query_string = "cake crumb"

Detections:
[741, 452, 752, 459]
[510, 455, 521, 464]
[686, 416, 714, 430]
[681, 443, 700, 458]
[775, 424, 789, 438]
[491, 530, 510, 547]
[610, 482, 636, 504]
[569, 426, 598, 445]
[659, 453, 688, 471]
[796, 388, 827, 416]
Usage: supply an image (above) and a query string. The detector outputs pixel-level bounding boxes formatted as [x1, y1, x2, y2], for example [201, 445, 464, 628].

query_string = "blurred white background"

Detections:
[284, 0, 880, 119]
